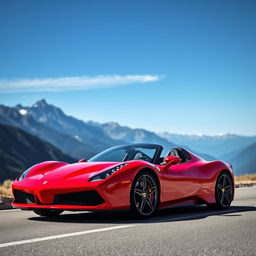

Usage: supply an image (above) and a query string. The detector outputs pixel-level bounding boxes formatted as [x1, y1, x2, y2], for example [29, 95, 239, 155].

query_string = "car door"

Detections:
[160, 158, 202, 203]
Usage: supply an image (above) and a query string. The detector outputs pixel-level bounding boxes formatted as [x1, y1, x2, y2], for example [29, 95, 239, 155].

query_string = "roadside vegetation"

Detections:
[234, 174, 256, 184]
[0, 180, 12, 197]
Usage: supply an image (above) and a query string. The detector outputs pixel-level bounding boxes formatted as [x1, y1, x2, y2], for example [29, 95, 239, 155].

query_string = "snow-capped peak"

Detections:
[19, 109, 28, 115]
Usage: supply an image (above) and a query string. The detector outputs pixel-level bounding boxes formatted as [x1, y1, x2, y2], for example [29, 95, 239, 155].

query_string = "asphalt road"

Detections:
[0, 187, 255, 256]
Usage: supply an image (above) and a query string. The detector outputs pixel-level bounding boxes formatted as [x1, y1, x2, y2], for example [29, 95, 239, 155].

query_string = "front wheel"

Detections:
[130, 171, 159, 218]
[33, 209, 63, 217]
[208, 171, 233, 210]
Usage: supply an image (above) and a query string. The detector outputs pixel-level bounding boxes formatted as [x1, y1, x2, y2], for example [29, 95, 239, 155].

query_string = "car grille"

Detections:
[53, 190, 104, 206]
[13, 190, 35, 204]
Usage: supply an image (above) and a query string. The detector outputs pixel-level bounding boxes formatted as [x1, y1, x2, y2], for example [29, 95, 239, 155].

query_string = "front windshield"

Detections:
[88, 144, 162, 163]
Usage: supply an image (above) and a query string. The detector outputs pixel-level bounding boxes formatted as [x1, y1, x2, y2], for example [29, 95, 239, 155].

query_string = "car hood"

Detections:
[27, 161, 122, 181]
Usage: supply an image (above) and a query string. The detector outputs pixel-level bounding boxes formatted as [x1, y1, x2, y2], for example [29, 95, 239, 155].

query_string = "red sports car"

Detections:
[12, 143, 234, 218]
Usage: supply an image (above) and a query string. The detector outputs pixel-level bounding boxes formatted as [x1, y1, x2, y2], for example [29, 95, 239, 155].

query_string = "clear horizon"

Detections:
[0, 1, 256, 136]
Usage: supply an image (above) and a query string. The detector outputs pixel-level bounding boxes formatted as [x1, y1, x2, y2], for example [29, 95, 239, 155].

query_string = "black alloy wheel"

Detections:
[208, 172, 233, 210]
[130, 171, 159, 218]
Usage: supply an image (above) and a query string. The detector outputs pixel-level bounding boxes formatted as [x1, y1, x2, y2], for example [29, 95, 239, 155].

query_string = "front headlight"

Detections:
[18, 167, 32, 181]
[89, 163, 127, 182]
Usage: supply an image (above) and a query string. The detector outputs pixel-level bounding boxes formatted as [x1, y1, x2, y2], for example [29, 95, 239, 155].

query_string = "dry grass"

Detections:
[234, 174, 256, 184]
[0, 180, 13, 197]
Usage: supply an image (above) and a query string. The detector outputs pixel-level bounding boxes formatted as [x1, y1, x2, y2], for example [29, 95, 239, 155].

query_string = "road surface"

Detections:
[0, 187, 255, 256]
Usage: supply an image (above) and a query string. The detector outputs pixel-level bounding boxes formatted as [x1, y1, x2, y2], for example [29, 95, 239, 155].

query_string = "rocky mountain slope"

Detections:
[229, 142, 256, 175]
[0, 124, 76, 182]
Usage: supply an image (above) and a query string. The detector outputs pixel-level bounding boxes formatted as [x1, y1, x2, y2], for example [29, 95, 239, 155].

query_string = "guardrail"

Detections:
[235, 182, 256, 188]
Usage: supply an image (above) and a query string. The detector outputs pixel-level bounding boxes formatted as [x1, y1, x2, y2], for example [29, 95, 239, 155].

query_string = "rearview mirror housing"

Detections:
[79, 158, 88, 163]
[163, 155, 182, 168]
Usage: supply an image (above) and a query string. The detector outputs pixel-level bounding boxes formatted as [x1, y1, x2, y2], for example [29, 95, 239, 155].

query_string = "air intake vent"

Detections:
[54, 190, 104, 206]
[13, 190, 35, 204]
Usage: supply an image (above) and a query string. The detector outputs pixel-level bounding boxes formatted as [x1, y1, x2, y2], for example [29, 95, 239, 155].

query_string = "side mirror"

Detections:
[79, 158, 88, 163]
[163, 156, 181, 169]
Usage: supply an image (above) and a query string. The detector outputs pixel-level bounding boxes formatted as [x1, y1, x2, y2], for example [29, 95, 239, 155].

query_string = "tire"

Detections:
[33, 209, 63, 217]
[130, 171, 159, 218]
[208, 171, 233, 210]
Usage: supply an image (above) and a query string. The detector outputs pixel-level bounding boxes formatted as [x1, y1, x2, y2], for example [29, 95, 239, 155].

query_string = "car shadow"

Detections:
[28, 205, 256, 224]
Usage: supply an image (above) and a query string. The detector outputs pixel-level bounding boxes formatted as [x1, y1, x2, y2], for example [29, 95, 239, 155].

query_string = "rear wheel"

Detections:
[33, 209, 63, 217]
[130, 171, 159, 218]
[208, 171, 233, 210]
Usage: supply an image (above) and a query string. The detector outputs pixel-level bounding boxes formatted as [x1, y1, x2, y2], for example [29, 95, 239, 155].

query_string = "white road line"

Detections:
[1, 204, 255, 248]
[0, 225, 135, 248]
[0, 209, 20, 213]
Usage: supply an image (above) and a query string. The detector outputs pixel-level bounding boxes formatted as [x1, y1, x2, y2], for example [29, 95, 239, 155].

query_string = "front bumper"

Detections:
[12, 177, 132, 211]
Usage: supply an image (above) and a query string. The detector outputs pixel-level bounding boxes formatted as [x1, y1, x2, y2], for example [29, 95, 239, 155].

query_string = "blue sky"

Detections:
[0, 0, 255, 135]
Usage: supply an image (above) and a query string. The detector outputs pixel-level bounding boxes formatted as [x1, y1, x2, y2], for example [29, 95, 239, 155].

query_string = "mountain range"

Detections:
[0, 100, 212, 160]
[0, 99, 255, 180]
[159, 132, 256, 159]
